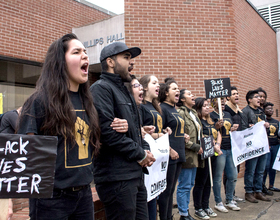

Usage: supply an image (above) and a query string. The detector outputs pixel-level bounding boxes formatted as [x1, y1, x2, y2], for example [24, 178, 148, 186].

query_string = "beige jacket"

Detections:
[177, 105, 204, 169]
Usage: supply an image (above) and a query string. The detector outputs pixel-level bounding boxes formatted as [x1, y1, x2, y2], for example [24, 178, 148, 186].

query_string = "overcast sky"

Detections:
[85, 0, 124, 14]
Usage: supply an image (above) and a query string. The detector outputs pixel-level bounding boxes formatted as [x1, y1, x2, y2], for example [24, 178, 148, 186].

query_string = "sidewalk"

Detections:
[172, 172, 280, 220]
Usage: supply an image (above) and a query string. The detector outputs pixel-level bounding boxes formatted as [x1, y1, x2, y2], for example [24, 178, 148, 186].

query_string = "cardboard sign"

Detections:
[0, 134, 57, 198]
[144, 134, 169, 202]
[204, 78, 231, 99]
[201, 136, 215, 160]
[230, 121, 269, 167]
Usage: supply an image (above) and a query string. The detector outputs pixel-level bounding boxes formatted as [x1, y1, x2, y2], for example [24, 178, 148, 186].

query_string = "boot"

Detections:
[254, 192, 271, 201]
[245, 193, 258, 203]
[262, 184, 273, 196]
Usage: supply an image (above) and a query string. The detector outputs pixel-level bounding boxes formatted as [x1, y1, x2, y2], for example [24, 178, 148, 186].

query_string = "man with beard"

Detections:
[224, 87, 244, 202]
[90, 42, 155, 220]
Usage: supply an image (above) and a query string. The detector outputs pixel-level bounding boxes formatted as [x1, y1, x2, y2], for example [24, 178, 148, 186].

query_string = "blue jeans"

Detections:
[177, 167, 197, 216]
[244, 153, 267, 193]
[263, 145, 279, 187]
[29, 185, 94, 220]
[213, 149, 237, 203]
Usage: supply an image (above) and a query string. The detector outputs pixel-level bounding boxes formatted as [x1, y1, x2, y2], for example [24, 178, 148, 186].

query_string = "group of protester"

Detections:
[1, 33, 279, 220]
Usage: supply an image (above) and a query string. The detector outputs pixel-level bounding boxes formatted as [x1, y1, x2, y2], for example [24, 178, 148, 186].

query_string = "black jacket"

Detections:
[90, 72, 147, 184]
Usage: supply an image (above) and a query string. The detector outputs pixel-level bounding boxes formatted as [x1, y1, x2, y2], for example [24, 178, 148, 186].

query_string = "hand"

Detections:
[197, 147, 203, 155]
[215, 119, 224, 130]
[143, 125, 155, 135]
[170, 148, 179, 160]
[214, 144, 223, 156]
[249, 124, 254, 127]
[264, 122, 270, 128]
[163, 127, 172, 135]
[230, 124, 239, 132]
[138, 150, 156, 167]
[7, 199, 13, 220]
[110, 118, 128, 133]
[184, 133, 190, 143]
[141, 127, 147, 139]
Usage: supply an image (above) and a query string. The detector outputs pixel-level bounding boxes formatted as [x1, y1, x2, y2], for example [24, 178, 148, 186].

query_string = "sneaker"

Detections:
[214, 202, 228, 213]
[233, 196, 244, 202]
[194, 209, 210, 219]
[268, 186, 280, 192]
[225, 200, 241, 211]
[204, 207, 217, 217]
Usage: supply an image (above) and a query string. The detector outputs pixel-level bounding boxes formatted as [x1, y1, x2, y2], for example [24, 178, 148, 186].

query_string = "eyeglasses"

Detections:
[132, 83, 143, 89]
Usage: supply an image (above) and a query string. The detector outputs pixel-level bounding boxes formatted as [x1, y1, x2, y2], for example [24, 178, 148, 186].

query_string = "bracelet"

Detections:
[138, 151, 147, 163]
[216, 143, 221, 146]
[158, 133, 159, 138]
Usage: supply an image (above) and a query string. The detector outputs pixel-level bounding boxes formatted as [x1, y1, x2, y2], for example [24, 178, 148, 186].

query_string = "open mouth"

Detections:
[128, 66, 133, 74]
[81, 63, 88, 73]
[175, 93, 179, 100]
[139, 91, 143, 101]
[155, 88, 159, 95]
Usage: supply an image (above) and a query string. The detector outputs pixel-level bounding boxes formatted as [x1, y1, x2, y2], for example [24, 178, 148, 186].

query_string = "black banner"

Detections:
[204, 78, 231, 99]
[201, 135, 215, 160]
[0, 134, 57, 198]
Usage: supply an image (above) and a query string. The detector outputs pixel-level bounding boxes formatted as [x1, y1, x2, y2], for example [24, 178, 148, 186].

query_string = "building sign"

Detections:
[84, 33, 125, 48]
[73, 14, 125, 65]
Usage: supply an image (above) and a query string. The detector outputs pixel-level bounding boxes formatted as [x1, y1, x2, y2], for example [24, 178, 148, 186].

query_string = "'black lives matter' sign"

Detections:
[204, 78, 231, 99]
[201, 136, 215, 160]
[0, 134, 57, 198]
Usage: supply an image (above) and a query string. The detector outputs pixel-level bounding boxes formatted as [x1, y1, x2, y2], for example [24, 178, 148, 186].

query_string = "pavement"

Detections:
[172, 172, 280, 220]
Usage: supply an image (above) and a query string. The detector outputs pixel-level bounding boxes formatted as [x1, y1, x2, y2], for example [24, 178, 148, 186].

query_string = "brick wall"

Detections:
[233, 0, 280, 115]
[124, 0, 237, 98]
[124, 0, 279, 116]
[0, 0, 111, 63]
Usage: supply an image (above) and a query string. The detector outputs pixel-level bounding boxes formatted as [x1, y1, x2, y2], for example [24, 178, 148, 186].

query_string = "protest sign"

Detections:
[204, 78, 231, 99]
[201, 135, 215, 160]
[230, 121, 269, 167]
[144, 133, 169, 202]
[0, 133, 57, 198]
[272, 147, 280, 171]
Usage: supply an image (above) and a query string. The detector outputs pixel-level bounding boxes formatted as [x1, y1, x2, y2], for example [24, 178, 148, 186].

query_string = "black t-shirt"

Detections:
[0, 110, 18, 133]
[201, 119, 218, 140]
[267, 117, 280, 146]
[251, 106, 266, 122]
[139, 101, 163, 133]
[224, 105, 242, 131]
[17, 91, 94, 189]
[210, 111, 233, 150]
[160, 102, 186, 164]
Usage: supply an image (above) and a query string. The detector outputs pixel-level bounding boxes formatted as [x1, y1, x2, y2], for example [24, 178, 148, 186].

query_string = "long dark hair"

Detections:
[176, 89, 187, 107]
[194, 97, 213, 125]
[19, 33, 100, 154]
[158, 77, 177, 103]
[139, 74, 162, 114]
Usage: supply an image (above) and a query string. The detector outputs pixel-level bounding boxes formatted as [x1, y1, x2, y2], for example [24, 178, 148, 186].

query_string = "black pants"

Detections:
[96, 178, 148, 220]
[29, 185, 93, 220]
[158, 162, 182, 220]
[193, 160, 211, 210]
